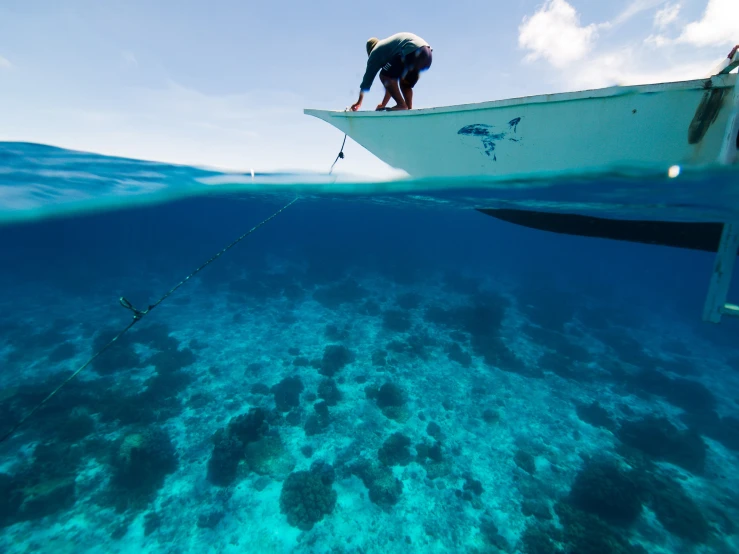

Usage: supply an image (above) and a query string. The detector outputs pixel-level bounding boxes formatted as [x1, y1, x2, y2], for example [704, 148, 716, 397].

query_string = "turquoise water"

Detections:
[1, 141, 739, 553]
[3, 141, 739, 224]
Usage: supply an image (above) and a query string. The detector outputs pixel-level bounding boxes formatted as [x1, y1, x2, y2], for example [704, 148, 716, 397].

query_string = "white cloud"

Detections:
[518, 0, 734, 91]
[654, 3, 680, 28]
[611, 0, 666, 26]
[518, 0, 599, 68]
[121, 51, 138, 69]
[677, 0, 739, 47]
[0, 55, 12, 69]
[565, 47, 721, 89]
[644, 33, 671, 47]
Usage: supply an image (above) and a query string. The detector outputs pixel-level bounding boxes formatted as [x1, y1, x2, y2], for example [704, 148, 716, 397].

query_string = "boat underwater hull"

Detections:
[477, 209, 737, 253]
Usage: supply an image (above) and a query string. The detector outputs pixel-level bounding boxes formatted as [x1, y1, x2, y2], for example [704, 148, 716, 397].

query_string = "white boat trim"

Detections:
[713, 45, 739, 76]
[307, 76, 734, 119]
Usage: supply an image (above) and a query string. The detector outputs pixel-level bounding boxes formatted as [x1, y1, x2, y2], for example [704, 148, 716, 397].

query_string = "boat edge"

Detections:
[304, 73, 737, 120]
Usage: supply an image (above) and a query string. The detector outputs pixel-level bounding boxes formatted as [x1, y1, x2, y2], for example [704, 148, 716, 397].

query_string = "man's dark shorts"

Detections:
[379, 45, 432, 88]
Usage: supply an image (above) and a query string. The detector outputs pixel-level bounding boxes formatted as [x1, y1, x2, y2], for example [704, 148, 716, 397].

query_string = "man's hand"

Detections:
[350, 91, 364, 112]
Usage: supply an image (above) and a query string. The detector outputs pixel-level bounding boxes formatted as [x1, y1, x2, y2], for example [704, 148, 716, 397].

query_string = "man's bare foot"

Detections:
[386, 104, 409, 111]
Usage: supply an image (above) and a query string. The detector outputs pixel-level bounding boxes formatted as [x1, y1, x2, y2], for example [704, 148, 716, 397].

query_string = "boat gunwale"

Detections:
[305, 73, 737, 118]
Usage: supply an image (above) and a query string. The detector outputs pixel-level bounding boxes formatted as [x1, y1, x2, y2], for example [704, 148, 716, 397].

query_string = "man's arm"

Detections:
[350, 91, 364, 112]
[351, 53, 383, 111]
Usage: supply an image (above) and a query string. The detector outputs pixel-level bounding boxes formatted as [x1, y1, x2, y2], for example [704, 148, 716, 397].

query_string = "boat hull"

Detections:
[305, 74, 739, 178]
[477, 209, 736, 252]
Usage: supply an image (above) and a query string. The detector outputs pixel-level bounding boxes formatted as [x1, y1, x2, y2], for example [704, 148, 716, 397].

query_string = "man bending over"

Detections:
[350, 32, 432, 112]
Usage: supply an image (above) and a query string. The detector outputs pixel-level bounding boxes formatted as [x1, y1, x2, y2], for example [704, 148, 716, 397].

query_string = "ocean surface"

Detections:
[1, 140, 739, 554]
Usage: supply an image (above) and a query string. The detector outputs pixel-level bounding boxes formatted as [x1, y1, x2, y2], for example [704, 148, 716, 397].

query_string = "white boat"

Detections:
[306, 55, 738, 179]
[306, 48, 739, 323]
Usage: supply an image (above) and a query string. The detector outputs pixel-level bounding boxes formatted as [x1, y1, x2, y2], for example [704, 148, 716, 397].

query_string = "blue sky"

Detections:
[0, 0, 737, 177]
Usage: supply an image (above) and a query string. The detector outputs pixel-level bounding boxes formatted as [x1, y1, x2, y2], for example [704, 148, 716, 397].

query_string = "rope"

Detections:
[118, 196, 299, 321]
[0, 197, 298, 444]
[329, 134, 347, 175]
[2, 134, 348, 445]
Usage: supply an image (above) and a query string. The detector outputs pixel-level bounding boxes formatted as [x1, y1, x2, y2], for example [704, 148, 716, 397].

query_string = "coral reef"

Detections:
[207, 408, 268, 486]
[304, 401, 331, 436]
[313, 279, 366, 309]
[279, 469, 337, 530]
[319, 345, 354, 377]
[644, 474, 710, 544]
[107, 427, 178, 512]
[514, 450, 536, 475]
[271, 376, 303, 412]
[4, 217, 739, 554]
[576, 401, 616, 431]
[617, 416, 706, 474]
[245, 435, 296, 479]
[553, 501, 646, 554]
[367, 382, 408, 422]
[382, 310, 412, 333]
[348, 460, 404, 509]
[317, 378, 342, 406]
[378, 433, 412, 467]
[568, 460, 643, 527]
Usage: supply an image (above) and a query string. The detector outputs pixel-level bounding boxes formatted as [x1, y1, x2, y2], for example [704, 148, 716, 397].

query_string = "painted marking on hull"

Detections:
[458, 117, 522, 161]
[688, 88, 727, 144]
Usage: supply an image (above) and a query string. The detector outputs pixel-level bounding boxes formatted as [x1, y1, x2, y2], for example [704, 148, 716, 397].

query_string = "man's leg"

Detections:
[376, 87, 392, 110]
[400, 80, 413, 110]
[381, 76, 408, 110]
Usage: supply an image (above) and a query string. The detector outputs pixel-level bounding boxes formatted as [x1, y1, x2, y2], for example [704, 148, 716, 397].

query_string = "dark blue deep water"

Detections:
[1, 142, 739, 553]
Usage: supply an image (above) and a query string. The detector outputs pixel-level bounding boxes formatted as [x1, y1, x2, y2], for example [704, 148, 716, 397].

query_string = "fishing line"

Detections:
[329, 134, 347, 175]
[0, 197, 298, 444]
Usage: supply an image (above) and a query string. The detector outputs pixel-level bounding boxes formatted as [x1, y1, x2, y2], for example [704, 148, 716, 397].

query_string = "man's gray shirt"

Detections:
[360, 32, 429, 92]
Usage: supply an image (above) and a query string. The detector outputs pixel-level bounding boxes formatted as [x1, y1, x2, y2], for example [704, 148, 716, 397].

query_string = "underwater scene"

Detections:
[1, 142, 739, 554]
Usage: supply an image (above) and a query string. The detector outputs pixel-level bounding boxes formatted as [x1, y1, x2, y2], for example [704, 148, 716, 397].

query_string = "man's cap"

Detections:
[366, 37, 379, 55]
